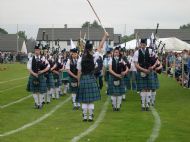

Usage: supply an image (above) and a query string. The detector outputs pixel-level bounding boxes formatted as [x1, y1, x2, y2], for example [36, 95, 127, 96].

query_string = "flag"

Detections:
[70, 39, 76, 49]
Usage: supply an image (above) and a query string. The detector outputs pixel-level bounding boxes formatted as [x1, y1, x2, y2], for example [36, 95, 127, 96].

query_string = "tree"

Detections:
[121, 34, 135, 43]
[0, 28, 8, 34]
[91, 20, 101, 28]
[82, 21, 91, 28]
[180, 23, 190, 29]
[81, 20, 101, 28]
[18, 31, 27, 41]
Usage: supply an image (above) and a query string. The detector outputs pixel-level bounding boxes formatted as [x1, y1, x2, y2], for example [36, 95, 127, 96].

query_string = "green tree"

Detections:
[180, 23, 190, 29]
[82, 21, 91, 28]
[121, 34, 135, 43]
[0, 28, 8, 34]
[18, 31, 27, 41]
[81, 20, 101, 28]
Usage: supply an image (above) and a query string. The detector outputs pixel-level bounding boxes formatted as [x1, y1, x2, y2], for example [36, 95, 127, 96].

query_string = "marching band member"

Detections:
[77, 32, 109, 122]
[27, 45, 50, 109]
[108, 47, 129, 111]
[66, 48, 81, 110]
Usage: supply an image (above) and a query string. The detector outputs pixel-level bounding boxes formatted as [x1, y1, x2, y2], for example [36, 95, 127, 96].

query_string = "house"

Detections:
[36, 27, 121, 51]
[134, 29, 190, 44]
[0, 34, 24, 52]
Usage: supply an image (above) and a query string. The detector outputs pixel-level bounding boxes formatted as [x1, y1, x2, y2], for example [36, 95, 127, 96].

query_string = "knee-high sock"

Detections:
[146, 92, 151, 107]
[122, 94, 126, 99]
[63, 84, 67, 94]
[151, 91, 156, 104]
[141, 92, 146, 108]
[72, 94, 77, 107]
[52, 88, 56, 99]
[111, 96, 117, 108]
[32, 94, 39, 105]
[39, 94, 45, 106]
[117, 96, 122, 108]
[82, 104, 88, 119]
[59, 86, 63, 95]
[47, 90, 51, 103]
[88, 104, 94, 120]
[55, 88, 59, 99]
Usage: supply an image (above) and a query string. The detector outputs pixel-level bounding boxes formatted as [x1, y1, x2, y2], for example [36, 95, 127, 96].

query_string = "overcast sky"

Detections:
[0, 0, 190, 38]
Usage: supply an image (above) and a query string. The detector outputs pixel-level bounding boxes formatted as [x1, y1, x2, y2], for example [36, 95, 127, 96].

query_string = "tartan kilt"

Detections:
[77, 74, 101, 103]
[104, 70, 110, 82]
[151, 72, 160, 90]
[69, 77, 78, 94]
[62, 71, 69, 81]
[107, 74, 125, 96]
[27, 74, 47, 94]
[45, 72, 55, 89]
[136, 71, 155, 91]
[124, 74, 131, 90]
[53, 73, 62, 87]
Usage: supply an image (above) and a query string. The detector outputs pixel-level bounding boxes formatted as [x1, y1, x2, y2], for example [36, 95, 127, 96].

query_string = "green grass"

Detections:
[0, 63, 190, 142]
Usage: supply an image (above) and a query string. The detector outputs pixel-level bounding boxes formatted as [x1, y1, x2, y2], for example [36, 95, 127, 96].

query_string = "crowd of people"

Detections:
[165, 50, 190, 88]
[26, 31, 163, 122]
[0, 51, 28, 64]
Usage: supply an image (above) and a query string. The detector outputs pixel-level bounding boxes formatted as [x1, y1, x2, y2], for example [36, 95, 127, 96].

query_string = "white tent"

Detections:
[157, 37, 190, 51]
[21, 41, 27, 54]
[116, 37, 190, 51]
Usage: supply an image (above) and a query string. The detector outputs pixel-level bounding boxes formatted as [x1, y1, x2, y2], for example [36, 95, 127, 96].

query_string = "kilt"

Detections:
[53, 73, 62, 87]
[62, 71, 69, 81]
[45, 72, 55, 89]
[77, 74, 101, 103]
[104, 70, 110, 82]
[124, 74, 131, 90]
[151, 72, 160, 90]
[136, 71, 156, 91]
[27, 74, 47, 94]
[107, 74, 125, 96]
[69, 77, 78, 94]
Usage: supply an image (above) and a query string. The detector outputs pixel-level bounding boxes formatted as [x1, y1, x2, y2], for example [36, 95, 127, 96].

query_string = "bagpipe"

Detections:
[149, 23, 163, 74]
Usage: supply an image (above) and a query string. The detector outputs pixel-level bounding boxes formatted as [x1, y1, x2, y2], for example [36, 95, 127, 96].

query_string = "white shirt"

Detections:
[66, 58, 78, 70]
[128, 55, 137, 71]
[133, 48, 153, 63]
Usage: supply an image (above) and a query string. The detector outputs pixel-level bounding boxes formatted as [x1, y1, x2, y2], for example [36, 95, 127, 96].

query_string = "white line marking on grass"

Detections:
[0, 95, 32, 109]
[0, 96, 71, 137]
[0, 85, 25, 93]
[71, 98, 109, 142]
[147, 106, 161, 142]
[0, 77, 27, 84]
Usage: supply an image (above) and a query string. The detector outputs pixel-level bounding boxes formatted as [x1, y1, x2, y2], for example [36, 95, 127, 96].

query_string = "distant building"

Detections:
[0, 34, 24, 52]
[36, 27, 121, 51]
[134, 29, 190, 44]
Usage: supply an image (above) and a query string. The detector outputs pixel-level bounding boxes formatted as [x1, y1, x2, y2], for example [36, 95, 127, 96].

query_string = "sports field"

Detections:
[0, 63, 190, 142]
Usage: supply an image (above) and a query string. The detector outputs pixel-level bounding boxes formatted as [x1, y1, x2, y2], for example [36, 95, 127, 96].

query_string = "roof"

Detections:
[0, 34, 24, 52]
[36, 28, 114, 41]
[134, 29, 190, 41]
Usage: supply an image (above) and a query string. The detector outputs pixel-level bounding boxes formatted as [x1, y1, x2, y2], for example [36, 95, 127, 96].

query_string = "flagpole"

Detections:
[17, 24, 19, 54]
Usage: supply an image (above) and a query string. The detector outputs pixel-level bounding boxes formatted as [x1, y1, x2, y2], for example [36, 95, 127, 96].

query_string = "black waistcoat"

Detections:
[31, 56, 46, 73]
[81, 54, 95, 75]
[70, 59, 78, 76]
[112, 57, 125, 74]
[138, 48, 150, 69]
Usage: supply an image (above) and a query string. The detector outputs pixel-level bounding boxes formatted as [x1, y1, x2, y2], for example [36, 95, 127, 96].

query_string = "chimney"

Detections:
[64, 24, 68, 29]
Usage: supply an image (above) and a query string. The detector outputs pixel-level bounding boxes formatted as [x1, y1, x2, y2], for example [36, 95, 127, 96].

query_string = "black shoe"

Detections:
[83, 119, 87, 122]
[113, 108, 116, 111]
[122, 98, 126, 101]
[146, 107, 150, 111]
[88, 119, 93, 122]
[42, 102, 45, 105]
[116, 108, 120, 111]
[142, 107, 146, 111]
[46, 102, 50, 104]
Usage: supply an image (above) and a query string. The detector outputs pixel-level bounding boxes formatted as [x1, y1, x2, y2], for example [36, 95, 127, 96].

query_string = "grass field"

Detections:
[0, 63, 190, 142]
